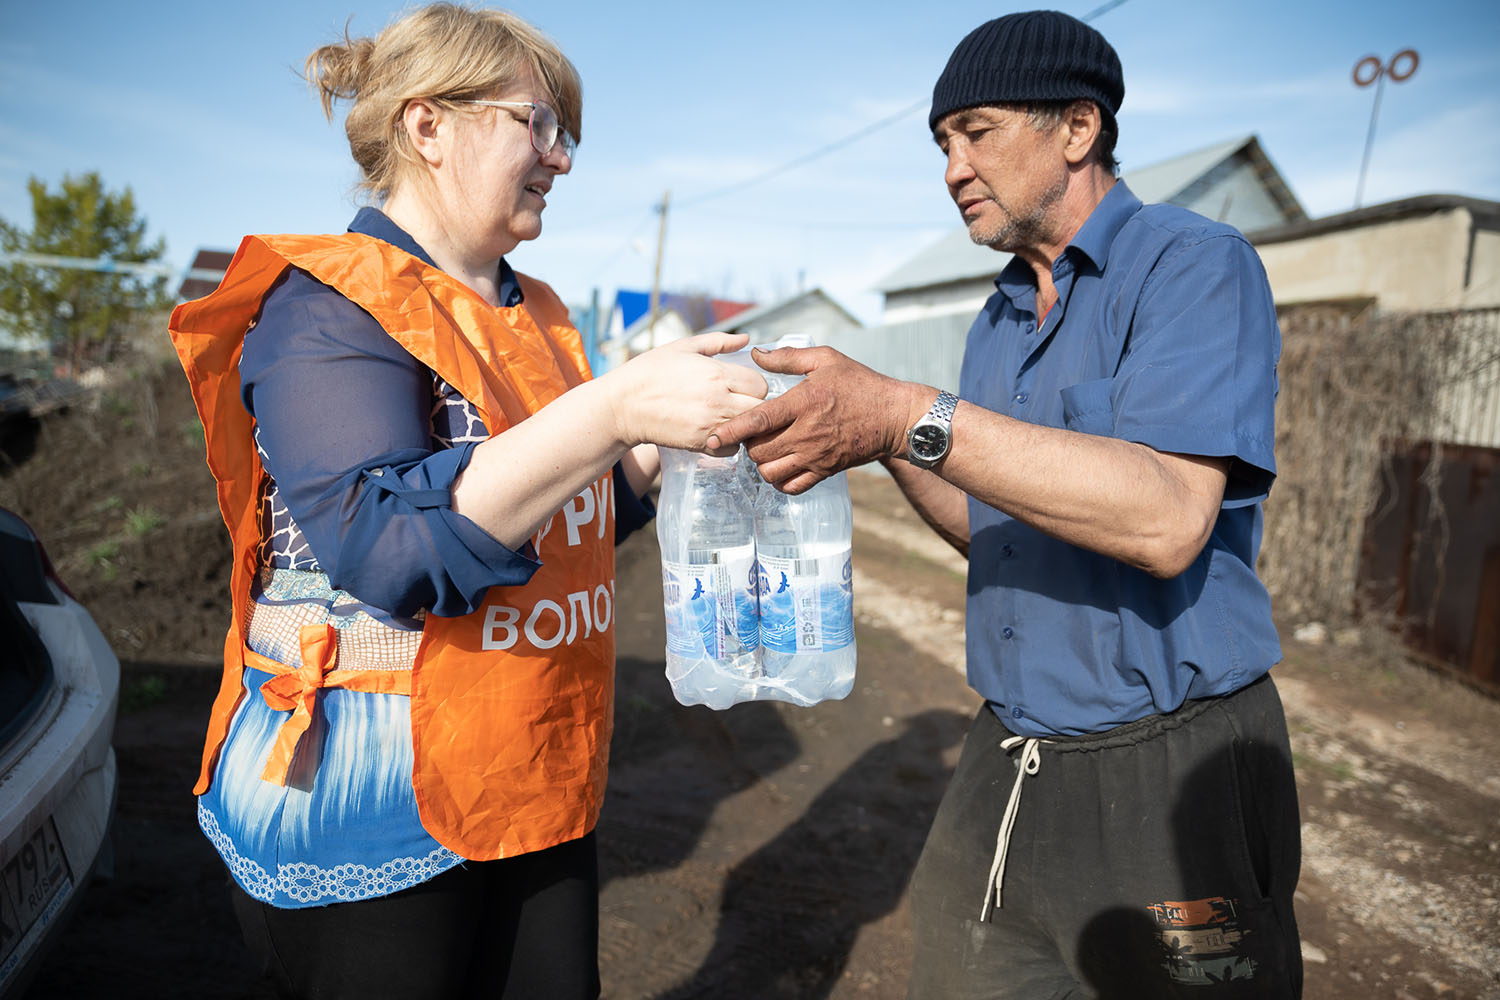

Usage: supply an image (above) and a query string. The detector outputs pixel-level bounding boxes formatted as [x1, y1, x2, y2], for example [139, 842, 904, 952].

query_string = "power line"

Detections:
[685, 211, 948, 232]
[582, 208, 658, 284]
[606, 0, 1132, 296]
[674, 99, 928, 210]
[670, 0, 1127, 213]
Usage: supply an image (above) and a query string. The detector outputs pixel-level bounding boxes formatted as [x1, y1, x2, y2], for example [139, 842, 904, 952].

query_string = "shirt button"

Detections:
[1011, 707, 1024, 719]
[1000, 544, 1014, 558]
[1002, 626, 1015, 639]
[1013, 392, 1028, 404]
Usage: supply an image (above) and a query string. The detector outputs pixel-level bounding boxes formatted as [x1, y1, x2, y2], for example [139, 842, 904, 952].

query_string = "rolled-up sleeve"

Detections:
[240, 269, 540, 618]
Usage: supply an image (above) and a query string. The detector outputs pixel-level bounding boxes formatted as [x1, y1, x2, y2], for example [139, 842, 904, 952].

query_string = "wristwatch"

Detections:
[906, 390, 958, 469]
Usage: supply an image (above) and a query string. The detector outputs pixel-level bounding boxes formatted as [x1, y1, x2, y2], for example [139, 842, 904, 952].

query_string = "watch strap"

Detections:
[906, 389, 958, 468]
[927, 390, 958, 426]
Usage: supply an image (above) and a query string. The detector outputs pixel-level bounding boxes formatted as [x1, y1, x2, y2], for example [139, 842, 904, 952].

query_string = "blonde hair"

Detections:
[305, 3, 582, 200]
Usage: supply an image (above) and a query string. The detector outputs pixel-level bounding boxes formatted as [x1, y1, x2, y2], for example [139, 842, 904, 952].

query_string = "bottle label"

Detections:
[757, 548, 854, 654]
[662, 545, 760, 660]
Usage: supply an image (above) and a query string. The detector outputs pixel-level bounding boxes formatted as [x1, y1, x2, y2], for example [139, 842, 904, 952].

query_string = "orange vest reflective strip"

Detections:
[245, 624, 413, 785]
[169, 232, 614, 860]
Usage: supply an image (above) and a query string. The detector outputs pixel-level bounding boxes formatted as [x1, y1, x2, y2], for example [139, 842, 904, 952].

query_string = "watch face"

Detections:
[910, 424, 948, 460]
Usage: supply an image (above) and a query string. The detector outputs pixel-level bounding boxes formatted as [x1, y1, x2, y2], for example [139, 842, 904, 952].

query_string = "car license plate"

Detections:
[0, 817, 74, 982]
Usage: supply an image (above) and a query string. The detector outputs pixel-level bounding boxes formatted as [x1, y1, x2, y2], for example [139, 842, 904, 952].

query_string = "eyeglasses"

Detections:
[456, 99, 575, 158]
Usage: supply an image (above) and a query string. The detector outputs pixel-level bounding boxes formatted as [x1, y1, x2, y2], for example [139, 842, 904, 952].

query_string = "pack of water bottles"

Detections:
[655, 338, 857, 709]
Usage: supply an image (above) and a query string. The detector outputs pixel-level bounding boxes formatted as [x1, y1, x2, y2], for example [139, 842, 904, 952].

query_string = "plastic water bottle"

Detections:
[750, 339, 856, 705]
[752, 467, 856, 705]
[656, 447, 761, 709]
[656, 335, 856, 708]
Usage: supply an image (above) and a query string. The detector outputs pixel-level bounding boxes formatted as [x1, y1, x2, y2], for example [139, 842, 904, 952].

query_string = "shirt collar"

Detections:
[348, 206, 524, 307]
[1069, 180, 1140, 271]
[992, 180, 1144, 308]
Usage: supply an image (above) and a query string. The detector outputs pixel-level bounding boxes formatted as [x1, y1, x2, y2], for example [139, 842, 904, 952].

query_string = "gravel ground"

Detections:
[846, 469, 1500, 1000]
[5, 368, 1498, 998]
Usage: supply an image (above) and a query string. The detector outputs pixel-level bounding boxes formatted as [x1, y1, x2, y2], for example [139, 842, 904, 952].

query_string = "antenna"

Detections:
[1352, 48, 1419, 210]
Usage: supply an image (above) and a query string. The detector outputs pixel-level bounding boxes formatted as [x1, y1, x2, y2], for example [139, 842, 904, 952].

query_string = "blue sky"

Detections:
[3, 0, 1497, 323]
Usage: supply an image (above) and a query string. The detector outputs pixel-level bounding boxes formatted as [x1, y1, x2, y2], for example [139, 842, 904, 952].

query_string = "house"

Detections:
[177, 249, 234, 301]
[874, 134, 1307, 325]
[1248, 195, 1500, 691]
[824, 134, 1309, 398]
[617, 306, 698, 356]
[1248, 194, 1500, 313]
[713, 288, 863, 346]
[606, 289, 755, 343]
[595, 289, 756, 370]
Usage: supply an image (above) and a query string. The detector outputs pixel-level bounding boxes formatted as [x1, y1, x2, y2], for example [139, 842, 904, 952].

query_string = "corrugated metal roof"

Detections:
[873, 134, 1274, 294]
[1120, 134, 1253, 204]
[717, 287, 863, 334]
[872, 225, 1012, 296]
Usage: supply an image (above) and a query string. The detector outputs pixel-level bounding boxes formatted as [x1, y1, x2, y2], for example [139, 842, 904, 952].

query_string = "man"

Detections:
[709, 10, 1301, 998]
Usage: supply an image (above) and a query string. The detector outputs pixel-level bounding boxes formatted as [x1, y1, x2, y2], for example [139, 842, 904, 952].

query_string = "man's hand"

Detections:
[707, 345, 926, 494]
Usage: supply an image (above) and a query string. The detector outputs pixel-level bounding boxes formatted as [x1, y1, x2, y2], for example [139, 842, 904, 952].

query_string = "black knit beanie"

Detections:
[929, 10, 1124, 132]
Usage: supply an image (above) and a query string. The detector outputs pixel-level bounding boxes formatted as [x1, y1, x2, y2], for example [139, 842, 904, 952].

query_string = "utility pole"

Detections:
[588, 286, 600, 371]
[648, 190, 669, 350]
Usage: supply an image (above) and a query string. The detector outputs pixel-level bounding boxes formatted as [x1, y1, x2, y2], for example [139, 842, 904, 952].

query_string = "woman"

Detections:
[168, 5, 764, 997]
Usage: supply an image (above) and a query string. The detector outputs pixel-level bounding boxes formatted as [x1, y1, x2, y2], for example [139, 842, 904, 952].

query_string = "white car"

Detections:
[0, 507, 119, 998]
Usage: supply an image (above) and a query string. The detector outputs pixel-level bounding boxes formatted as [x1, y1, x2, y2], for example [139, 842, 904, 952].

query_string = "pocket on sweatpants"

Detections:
[1225, 737, 1281, 904]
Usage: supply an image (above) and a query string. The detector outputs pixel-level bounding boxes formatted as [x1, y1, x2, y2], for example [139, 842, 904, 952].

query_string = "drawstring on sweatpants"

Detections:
[980, 735, 1044, 921]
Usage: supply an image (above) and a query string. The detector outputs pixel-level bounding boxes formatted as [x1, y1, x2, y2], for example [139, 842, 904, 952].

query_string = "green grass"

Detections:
[86, 540, 120, 581]
[125, 506, 164, 536]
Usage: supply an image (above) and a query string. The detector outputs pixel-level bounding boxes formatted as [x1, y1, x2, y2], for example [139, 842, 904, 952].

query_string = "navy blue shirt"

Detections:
[239, 207, 653, 618]
[959, 182, 1282, 738]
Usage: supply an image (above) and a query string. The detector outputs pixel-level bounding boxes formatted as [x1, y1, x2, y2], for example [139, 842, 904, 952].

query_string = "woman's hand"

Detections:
[605, 332, 768, 452]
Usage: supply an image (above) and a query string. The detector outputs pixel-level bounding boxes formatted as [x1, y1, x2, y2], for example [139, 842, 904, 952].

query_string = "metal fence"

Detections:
[1434, 306, 1500, 450]
[822, 313, 974, 389]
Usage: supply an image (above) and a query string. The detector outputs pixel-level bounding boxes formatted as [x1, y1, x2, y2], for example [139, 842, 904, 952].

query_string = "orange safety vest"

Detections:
[169, 232, 615, 860]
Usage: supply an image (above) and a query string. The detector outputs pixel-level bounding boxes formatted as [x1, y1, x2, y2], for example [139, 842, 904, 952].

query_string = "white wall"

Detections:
[882, 278, 994, 325]
[736, 296, 862, 346]
[1256, 208, 1500, 312]
[624, 310, 694, 354]
[1178, 159, 1290, 233]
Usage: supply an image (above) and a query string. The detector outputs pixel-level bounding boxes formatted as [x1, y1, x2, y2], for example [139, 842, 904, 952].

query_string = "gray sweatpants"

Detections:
[908, 674, 1302, 999]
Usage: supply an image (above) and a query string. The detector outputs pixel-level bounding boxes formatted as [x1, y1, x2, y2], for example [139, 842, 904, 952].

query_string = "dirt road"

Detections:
[7, 369, 1499, 998]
